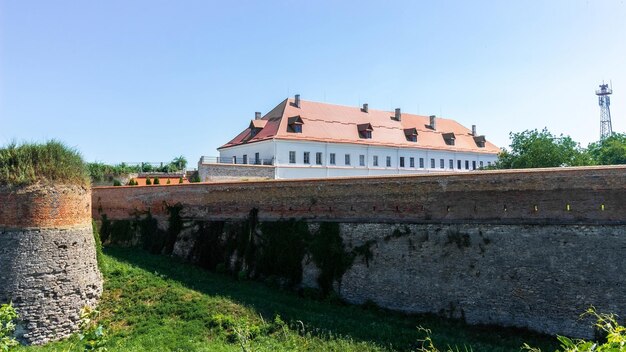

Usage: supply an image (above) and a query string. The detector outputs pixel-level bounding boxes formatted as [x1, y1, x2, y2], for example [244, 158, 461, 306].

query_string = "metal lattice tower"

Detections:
[596, 82, 613, 140]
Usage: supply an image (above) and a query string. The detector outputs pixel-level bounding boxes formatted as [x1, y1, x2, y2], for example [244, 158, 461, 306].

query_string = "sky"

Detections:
[1, 1, 625, 166]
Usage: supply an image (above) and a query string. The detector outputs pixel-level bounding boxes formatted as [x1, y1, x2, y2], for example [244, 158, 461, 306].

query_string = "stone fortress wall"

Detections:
[92, 166, 626, 338]
[0, 184, 103, 345]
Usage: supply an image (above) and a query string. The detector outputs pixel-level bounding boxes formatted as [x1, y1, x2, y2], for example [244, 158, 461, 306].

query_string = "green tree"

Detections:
[494, 128, 592, 169]
[587, 133, 626, 165]
[172, 156, 187, 171]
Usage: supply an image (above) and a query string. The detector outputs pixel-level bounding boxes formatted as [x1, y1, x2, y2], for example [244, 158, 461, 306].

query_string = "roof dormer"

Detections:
[357, 123, 373, 139]
[248, 119, 267, 138]
[473, 135, 486, 148]
[287, 115, 304, 133]
[404, 128, 418, 142]
[442, 132, 456, 146]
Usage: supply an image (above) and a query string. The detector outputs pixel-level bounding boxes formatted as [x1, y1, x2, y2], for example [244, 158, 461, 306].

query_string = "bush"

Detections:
[113, 179, 122, 186]
[128, 178, 137, 186]
[0, 140, 90, 187]
[153, 177, 160, 185]
[0, 302, 19, 351]
[179, 177, 183, 184]
[166, 179, 171, 185]
[146, 178, 152, 185]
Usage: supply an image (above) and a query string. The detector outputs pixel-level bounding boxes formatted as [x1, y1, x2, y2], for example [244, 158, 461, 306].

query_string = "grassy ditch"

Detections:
[18, 248, 558, 351]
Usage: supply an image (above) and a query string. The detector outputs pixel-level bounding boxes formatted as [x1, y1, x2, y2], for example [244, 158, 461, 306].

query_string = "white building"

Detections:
[205, 95, 500, 180]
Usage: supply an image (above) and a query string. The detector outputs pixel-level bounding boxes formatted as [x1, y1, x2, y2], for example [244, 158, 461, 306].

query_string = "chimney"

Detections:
[362, 103, 369, 113]
[471, 125, 476, 136]
[255, 112, 262, 120]
[429, 115, 436, 130]
[394, 108, 401, 121]
[294, 94, 301, 108]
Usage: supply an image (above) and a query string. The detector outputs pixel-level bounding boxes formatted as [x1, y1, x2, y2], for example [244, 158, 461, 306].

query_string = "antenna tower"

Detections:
[596, 82, 613, 139]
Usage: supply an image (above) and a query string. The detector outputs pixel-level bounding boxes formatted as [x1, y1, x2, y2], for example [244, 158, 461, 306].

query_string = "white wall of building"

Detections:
[218, 139, 498, 179]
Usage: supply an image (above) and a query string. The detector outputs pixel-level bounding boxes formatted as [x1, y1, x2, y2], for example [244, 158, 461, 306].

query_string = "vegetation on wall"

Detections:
[0, 140, 90, 187]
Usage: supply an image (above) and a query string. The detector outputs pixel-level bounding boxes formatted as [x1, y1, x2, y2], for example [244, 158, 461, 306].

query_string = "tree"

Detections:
[172, 156, 187, 171]
[587, 133, 626, 165]
[494, 128, 592, 169]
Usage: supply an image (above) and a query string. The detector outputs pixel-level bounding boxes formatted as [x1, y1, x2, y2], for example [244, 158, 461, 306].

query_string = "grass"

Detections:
[0, 140, 89, 187]
[18, 248, 559, 351]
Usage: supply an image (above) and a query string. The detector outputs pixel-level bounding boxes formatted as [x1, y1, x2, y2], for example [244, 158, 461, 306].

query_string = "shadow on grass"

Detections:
[104, 246, 558, 352]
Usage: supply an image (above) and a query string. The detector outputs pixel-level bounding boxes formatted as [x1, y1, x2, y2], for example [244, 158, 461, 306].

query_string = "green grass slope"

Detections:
[19, 248, 558, 351]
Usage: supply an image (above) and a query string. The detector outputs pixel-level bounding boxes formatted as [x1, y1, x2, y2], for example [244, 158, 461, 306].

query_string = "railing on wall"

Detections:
[200, 156, 274, 166]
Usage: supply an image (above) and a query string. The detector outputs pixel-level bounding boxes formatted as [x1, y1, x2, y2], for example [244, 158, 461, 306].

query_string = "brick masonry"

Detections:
[0, 184, 102, 345]
[92, 166, 626, 338]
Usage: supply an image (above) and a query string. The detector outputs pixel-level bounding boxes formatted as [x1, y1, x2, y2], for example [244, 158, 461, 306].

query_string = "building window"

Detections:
[410, 157, 415, 168]
[457, 160, 462, 169]
[419, 158, 424, 168]
[430, 158, 435, 168]
[400, 157, 405, 168]
[287, 116, 304, 133]
[479, 161, 484, 168]
[487, 161, 492, 166]
[465, 160, 469, 170]
[358, 123, 373, 139]
[243, 155, 248, 164]
[345, 154, 351, 165]
[330, 153, 336, 165]
[404, 128, 418, 142]
[386, 156, 391, 167]
[255, 152, 260, 165]
[439, 159, 444, 169]
[304, 152, 310, 164]
[232, 156, 237, 164]
[449, 159, 453, 169]
[289, 151, 296, 164]
[443, 133, 456, 146]
[359, 154, 365, 166]
[472, 161, 476, 170]
[373, 155, 379, 166]
[316, 152, 322, 165]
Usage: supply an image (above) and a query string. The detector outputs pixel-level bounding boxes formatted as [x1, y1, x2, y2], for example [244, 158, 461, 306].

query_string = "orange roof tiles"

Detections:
[220, 98, 500, 154]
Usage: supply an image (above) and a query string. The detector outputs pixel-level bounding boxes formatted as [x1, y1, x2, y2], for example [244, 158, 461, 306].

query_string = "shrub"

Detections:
[113, 179, 122, 186]
[0, 302, 19, 351]
[153, 177, 160, 185]
[0, 140, 90, 187]
[146, 178, 152, 185]
[127, 178, 137, 186]
[166, 179, 171, 184]
[179, 177, 183, 184]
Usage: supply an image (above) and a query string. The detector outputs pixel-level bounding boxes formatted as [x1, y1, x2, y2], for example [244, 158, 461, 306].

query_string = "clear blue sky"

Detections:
[1, 1, 625, 166]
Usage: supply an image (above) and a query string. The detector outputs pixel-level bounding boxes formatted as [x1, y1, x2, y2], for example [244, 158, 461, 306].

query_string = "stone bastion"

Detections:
[0, 183, 102, 345]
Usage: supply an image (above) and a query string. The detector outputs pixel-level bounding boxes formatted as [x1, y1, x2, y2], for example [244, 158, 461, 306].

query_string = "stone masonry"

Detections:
[0, 184, 103, 345]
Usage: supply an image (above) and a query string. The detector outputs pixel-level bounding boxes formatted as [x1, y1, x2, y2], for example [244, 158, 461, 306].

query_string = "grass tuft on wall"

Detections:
[0, 140, 90, 187]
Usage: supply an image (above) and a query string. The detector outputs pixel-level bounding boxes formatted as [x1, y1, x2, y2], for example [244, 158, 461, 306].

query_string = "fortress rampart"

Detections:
[92, 166, 626, 338]
[0, 183, 102, 345]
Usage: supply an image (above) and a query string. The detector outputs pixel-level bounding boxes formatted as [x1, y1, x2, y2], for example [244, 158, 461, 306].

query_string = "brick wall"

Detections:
[93, 166, 626, 224]
[1, 184, 91, 228]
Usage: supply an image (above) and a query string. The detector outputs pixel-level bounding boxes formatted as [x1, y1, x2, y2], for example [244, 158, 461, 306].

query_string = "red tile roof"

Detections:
[220, 98, 500, 154]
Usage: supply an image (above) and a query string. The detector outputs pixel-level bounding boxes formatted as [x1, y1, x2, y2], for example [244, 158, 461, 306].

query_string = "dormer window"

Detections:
[404, 128, 418, 142]
[287, 115, 304, 133]
[473, 135, 486, 148]
[442, 132, 456, 146]
[248, 119, 267, 139]
[358, 123, 373, 139]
